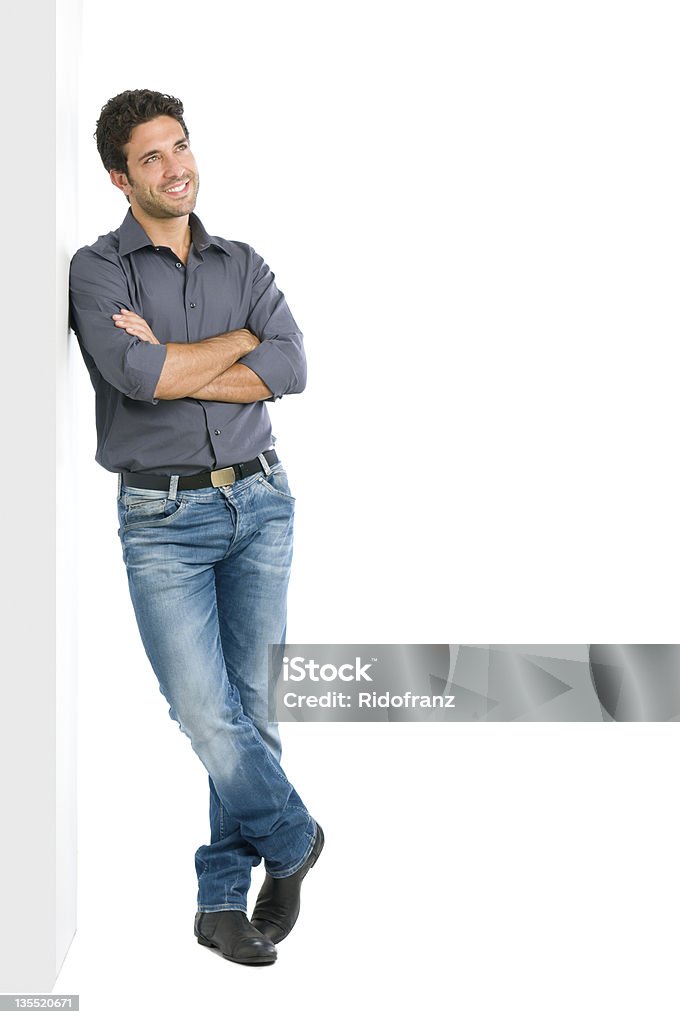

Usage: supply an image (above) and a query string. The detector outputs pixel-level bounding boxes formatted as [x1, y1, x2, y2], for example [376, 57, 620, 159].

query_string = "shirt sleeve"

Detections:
[239, 248, 307, 400]
[69, 248, 168, 404]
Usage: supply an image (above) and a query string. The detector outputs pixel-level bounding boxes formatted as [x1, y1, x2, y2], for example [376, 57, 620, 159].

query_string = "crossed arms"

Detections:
[111, 308, 271, 402]
[68, 246, 306, 406]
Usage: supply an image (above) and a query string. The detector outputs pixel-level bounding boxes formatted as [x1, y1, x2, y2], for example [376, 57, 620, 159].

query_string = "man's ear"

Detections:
[109, 168, 131, 197]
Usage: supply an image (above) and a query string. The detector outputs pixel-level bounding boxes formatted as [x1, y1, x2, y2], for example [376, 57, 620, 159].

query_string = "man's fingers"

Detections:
[125, 325, 152, 338]
[113, 312, 152, 330]
[123, 324, 160, 344]
[111, 310, 159, 344]
[113, 313, 143, 323]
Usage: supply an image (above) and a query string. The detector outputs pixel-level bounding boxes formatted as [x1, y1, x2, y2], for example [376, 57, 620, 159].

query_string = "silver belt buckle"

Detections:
[210, 467, 236, 486]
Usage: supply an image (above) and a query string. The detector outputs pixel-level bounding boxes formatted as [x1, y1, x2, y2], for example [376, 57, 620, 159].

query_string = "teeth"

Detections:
[166, 181, 188, 193]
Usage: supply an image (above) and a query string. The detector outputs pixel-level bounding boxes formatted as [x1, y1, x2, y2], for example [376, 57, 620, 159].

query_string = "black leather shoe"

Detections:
[250, 823, 325, 943]
[194, 910, 277, 966]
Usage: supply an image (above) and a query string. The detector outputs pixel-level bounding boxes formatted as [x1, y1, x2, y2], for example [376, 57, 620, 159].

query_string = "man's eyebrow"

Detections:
[137, 138, 189, 162]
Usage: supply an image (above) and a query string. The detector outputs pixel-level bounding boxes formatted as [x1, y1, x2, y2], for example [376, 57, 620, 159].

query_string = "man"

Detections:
[69, 89, 323, 968]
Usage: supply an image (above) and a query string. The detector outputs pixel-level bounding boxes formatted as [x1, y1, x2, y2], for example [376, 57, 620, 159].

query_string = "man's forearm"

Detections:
[154, 329, 260, 400]
[187, 363, 273, 403]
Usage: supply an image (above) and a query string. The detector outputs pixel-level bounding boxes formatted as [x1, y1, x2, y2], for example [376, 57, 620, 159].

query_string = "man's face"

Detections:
[111, 115, 199, 219]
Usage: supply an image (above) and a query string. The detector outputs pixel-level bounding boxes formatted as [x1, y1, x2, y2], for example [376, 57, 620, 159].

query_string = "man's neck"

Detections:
[130, 205, 192, 261]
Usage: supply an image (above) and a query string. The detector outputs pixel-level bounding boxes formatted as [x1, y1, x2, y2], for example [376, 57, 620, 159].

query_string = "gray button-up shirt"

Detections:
[69, 209, 306, 474]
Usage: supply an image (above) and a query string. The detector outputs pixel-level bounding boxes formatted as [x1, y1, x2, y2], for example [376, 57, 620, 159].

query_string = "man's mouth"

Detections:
[164, 179, 191, 196]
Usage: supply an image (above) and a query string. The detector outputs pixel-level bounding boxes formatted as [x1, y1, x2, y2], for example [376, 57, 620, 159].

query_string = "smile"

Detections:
[164, 179, 191, 196]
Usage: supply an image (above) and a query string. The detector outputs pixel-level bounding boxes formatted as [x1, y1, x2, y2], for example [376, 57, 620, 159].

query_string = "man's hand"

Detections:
[112, 309, 161, 344]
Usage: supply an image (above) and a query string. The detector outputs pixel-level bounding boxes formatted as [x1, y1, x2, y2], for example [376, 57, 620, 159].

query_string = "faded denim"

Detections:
[116, 460, 316, 912]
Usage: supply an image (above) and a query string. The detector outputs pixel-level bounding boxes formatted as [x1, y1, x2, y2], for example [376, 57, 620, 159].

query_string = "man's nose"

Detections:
[163, 155, 186, 179]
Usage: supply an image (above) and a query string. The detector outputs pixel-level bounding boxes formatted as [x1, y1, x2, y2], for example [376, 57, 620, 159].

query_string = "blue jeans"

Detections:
[116, 459, 317, 913]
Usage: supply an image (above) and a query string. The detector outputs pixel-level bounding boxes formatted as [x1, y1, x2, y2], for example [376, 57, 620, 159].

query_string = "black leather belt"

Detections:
[122, 449, 278, 491]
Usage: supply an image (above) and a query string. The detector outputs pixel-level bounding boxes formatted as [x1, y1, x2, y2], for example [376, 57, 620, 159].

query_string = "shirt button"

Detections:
[175, 261, 183, 269]
[190, 302, 197, 308]
[214, 429, 221, 436]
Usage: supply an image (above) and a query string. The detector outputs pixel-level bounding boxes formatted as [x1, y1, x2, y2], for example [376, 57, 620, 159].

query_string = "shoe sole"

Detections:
[252, 823, 325, 944]
[195, 930, 277, 966]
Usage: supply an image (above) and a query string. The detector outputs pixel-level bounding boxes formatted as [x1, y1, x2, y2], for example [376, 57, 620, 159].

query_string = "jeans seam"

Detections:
[218, 488, 241, 553]
[197, 902, 248, 913]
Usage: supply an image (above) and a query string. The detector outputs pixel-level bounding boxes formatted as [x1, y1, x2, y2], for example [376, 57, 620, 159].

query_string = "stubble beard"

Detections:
[128, 172, 200, 219]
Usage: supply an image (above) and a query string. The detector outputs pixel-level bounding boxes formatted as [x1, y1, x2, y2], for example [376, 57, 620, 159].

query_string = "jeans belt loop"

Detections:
[257, 451, 273, 476]
[117, 472, 122, 500]
[168, 474, 179, 501]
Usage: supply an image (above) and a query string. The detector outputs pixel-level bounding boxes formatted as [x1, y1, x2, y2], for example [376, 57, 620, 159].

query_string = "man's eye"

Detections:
[145, 155, 158, 163]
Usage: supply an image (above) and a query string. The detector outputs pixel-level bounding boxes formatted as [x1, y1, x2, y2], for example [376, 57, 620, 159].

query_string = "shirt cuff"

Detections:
[239, 340, 301, 400]
[126, 340, 168, 403]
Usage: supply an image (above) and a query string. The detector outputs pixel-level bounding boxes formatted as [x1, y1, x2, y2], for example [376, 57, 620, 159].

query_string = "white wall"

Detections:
[0, 0, 80, 993]
[55, 0, 82, 986]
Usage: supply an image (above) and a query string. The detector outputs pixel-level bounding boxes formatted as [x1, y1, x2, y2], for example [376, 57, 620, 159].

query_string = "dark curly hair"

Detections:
[95, 89, 189, 173]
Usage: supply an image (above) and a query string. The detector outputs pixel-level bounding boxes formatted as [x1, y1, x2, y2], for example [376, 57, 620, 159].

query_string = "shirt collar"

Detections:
[118, 208, 232, 257]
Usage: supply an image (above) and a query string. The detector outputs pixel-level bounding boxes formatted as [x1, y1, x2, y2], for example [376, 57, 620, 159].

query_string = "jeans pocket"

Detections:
[120, 491, 188, 529]
[257, 465, 296, 503]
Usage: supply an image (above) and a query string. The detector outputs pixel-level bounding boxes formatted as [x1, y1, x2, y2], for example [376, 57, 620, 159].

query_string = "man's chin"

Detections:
[151, 196, 198, 219]
[163, 180, 198, 211]
[165, 199, 197, 216]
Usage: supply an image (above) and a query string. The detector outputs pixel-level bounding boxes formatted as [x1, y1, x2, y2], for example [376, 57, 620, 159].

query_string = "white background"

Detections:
[61, 1, 678, 1021]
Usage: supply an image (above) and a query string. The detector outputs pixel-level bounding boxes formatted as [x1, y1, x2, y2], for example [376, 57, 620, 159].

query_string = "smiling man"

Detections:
[69, 89, 323, 967]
